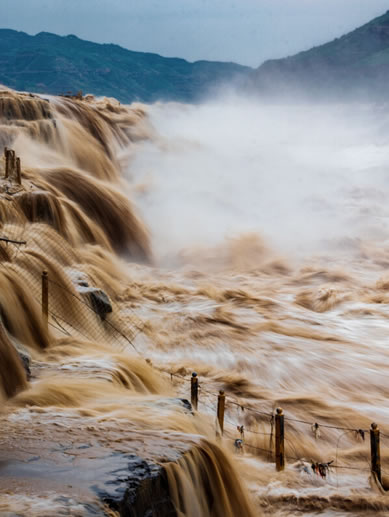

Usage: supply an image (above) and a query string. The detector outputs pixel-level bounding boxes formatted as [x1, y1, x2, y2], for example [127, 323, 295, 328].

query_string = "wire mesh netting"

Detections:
[0, 195, 143, 354]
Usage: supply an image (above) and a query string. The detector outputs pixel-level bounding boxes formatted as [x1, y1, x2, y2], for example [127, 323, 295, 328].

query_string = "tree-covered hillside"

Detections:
[0, 29, 250, 103]
[3, 9, 389, 103]
[251, 10, 389, 99]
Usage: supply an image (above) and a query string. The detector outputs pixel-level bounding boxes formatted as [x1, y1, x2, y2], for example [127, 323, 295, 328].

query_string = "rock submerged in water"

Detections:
[76, 285, 113, 320]
[11, 339, 31, 381]
[17, 349, 31, 380]
[66, 268, 113, 320]
[0, 404, 192, 516]
[95, 454, 176, 517]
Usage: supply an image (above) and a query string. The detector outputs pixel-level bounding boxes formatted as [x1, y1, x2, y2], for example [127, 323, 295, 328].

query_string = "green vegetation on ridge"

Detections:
[2, 9, 389, 103]
[252, 10, 389, 99]
[0, 29, 250, 103]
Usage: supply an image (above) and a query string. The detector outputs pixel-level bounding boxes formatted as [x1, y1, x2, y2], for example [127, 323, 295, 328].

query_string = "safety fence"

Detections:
[0, 218, 144, 354]
[0, 147, 144, 353]
[168, 370, 389, 488]
[42, 271, 144, 354]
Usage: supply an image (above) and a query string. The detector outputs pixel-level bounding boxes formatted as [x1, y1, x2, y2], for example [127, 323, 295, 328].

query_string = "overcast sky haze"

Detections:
[1, 0, 389, 66]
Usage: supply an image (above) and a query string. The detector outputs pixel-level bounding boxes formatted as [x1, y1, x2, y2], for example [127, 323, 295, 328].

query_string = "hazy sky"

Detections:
[1, 0, 388, 66]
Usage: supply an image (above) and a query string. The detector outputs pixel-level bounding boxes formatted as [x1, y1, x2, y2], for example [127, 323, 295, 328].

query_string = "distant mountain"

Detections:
[3, 10, 389, 104]
[251, 10, 389, 100]
[0, 29, 250, 103]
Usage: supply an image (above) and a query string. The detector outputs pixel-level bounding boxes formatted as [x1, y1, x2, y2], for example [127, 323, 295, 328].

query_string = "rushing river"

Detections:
[1, 90, 389, 515]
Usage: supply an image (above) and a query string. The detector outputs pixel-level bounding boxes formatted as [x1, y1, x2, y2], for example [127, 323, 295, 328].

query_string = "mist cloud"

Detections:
[128, 97, 389, 264]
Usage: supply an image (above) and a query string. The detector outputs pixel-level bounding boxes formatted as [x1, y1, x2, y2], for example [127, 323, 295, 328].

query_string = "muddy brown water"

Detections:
[1, 91, 389, 515]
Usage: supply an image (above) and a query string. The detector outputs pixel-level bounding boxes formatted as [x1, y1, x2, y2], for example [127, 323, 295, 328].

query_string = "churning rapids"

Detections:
[1, 89, 389, 516]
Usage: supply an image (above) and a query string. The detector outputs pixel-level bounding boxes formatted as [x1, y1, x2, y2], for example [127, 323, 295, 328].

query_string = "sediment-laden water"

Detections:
[1, 89, 389, 516]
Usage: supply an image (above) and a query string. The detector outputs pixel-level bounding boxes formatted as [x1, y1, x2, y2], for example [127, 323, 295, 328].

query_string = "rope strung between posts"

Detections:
[224, 415, 272, 437]
[169, 368, 389, 485]
[169, 368, 387, 482]
[168, 370, 386, 436]
[171, 371, 274, 417]
[223, 422, 371, 474]
[224, 417, 372, 472]
[284, 415, 370, 433]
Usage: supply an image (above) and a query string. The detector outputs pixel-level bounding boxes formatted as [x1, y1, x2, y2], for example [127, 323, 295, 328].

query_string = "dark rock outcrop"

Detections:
[95, 455, 176, 517]
[67, 268, 113, 320]
[15, 345, 31, 380]
[76, 285, 113, 320]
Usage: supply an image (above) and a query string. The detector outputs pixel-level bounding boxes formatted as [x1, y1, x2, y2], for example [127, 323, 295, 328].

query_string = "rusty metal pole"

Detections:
[191, 372, 198, 411]
[42, 270, 48, 331]
[370, 422, 381, 485]
[4, 147, 7, 178]
[217, 390, 225, 435]
[4, 148, 9, 178]
[275, 407, 285, 471]
[16, 157, 21, 185]
[10, 150, 15, 179]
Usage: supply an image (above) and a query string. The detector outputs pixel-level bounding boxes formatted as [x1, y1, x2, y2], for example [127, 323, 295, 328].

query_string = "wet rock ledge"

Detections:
[0, 401, 194, 516]
[97, 454, 176, 516]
